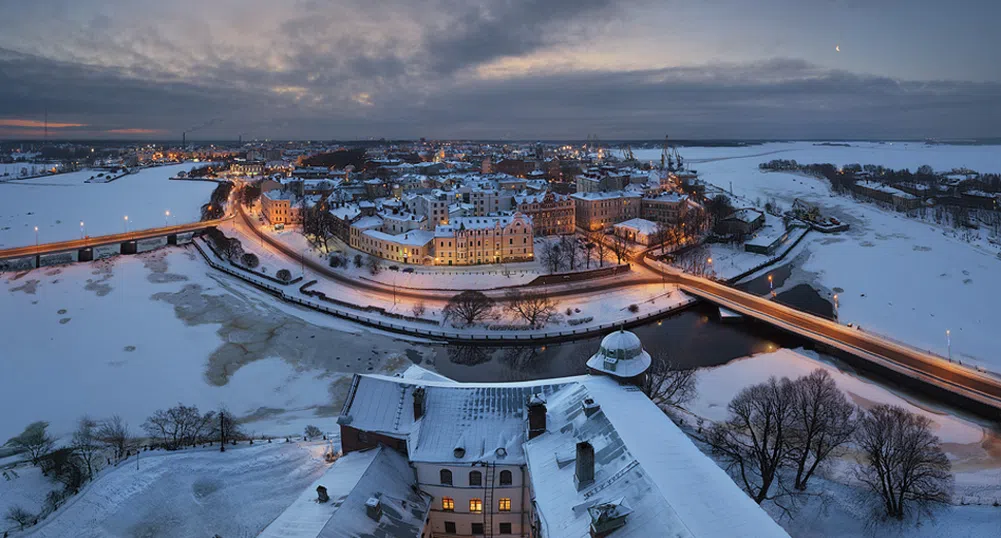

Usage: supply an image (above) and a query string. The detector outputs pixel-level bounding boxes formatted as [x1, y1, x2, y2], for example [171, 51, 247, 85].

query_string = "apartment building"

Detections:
[432, 214, 534, 265]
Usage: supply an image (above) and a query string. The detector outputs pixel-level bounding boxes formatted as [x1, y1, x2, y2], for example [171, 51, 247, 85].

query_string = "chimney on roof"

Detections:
[316, 485, 329, 503]
[527, 394, 547, 439]
[413, 386, 426, 421]
[575, 441, 595, 490]
[365, 497, 382, 522]
[582, 398, 600, 418]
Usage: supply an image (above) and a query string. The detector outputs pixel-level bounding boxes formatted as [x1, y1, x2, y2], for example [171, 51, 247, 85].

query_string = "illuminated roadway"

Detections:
[237, 199, 1001, 412]
[636, 254, 1001, 413]
[0, 217, 231, 260]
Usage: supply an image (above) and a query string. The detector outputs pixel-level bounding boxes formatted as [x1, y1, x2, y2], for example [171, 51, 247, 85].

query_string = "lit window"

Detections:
[442, 497, 454, 511]
[498, 498, 511, 511]
[469, 498, 483, 513]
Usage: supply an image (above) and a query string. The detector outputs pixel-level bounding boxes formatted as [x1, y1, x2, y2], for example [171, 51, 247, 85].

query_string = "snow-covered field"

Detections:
[0, 247, 424, 444]
[640, 142, 1001, 370]
[0, 164, 215, 249]
[688, 348, 1001, 537]
[1, 442, 331, 538]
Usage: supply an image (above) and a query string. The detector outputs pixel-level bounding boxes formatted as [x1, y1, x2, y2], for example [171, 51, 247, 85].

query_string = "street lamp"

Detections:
[124, 215, 129, 233]
[833, 294, 839, 318]
[165, 210, 170, 227]
[80, 221, 85, 239]
[768, 274, 773, 290]
[946, 329, 951, 360]
[34, 226, 38, 247]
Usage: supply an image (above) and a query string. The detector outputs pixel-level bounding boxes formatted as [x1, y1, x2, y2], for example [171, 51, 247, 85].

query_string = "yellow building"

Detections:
[432, 213, 534, 265]
[261, 190, 301, 225]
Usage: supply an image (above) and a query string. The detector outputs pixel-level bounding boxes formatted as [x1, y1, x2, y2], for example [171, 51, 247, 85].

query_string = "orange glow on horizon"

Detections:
[0, 119, 86, 128]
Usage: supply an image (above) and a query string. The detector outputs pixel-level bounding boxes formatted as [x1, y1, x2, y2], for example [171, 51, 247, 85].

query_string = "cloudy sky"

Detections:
[2, 0, 1000, 140]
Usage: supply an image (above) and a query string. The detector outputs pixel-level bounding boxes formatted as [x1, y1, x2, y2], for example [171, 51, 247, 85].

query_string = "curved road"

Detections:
[636, 254, 1001, 412]
[237, 201, 1001, 412]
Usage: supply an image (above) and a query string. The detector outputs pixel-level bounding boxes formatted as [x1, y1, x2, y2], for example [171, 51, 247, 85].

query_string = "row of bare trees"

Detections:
[537, 233, 630, 274]
[441, 289, 561, 329]
[706, 369, 952, 521]
[142, 404, 245, 452]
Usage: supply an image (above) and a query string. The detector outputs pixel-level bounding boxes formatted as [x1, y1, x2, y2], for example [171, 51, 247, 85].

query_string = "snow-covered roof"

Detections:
[328, 204, 360, 220]
[526, 376, 789, 538]
[263, 189, 297, 202]
[585, 329, 651, 378]
[725, 208, 764, 224]
[433, 214, 531, 237]
[613, 218, 660, 237]
[259, 446, 431, 538]
[855, 180, 918, 199]
[352, 216, 384, 230]
[645, 191, 687, 203]
[570, 191, 642, 201]
[338, 375, 570, 464]
[363, 229, 434, 247]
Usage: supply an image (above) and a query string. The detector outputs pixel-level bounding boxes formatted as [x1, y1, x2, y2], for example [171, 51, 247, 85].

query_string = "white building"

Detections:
[612, 218, 660, 246]
[283, 330, 792, 538]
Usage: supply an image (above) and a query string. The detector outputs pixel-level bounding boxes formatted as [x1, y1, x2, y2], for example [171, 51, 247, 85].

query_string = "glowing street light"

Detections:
[34, 226, 39, 247]
[165, 210, 171, 227]
[833, 294, 839, 318]
[80, 221, 85, 239]
[946, 329, 951, 361]
[768, 274, 773, 290]
[124, 215, 129, 233]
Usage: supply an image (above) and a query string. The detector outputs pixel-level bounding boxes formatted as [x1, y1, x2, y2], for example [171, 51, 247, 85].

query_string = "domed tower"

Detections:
[586, 329, 652, 386]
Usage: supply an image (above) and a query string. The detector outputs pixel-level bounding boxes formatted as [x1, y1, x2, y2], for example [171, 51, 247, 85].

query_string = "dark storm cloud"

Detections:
[3, 47, 1001, 139]
[424, 0, 622, 74]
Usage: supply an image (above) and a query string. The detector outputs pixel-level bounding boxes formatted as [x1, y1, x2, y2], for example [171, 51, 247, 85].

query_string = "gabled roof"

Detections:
[338, 375, 570, 464]
[260, 446, 431, 538]
[525, 376, 789, 538]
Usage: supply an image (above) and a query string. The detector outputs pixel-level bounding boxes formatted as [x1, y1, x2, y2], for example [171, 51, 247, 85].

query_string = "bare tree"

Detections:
[640, 354, 697, 408]
[707, 377, 796, 504]
[505, 289, 560, 328]
[215, 407, 244, 451]
[142, 404, 216, 450]
[5, 506, 34, 530]
[411, 300, 427, 318]
[539, 240, 563, 273]
[304, 425, 322, 440]
[854, 404, 953, 521]
[442, 290, 496, 327]
[366, 255, 382, 275]
[588, 231, 609, 267]
[71, 416, 100, 479]
[4, 421, 54, 466]
[559, 235, 581, 271]
[96, 415, 134, 462]
[610, 233, 630, 264]
[788, 369, 857, 491]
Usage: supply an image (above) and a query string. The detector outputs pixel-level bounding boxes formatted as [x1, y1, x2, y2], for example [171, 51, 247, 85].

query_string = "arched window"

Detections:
[499, 470, 513, 486]
[469, 471, 482, 486]
[440, 469, 452, 485]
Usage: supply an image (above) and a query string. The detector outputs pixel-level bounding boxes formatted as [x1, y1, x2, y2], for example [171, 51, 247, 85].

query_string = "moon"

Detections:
[835, 44, 841, 52]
